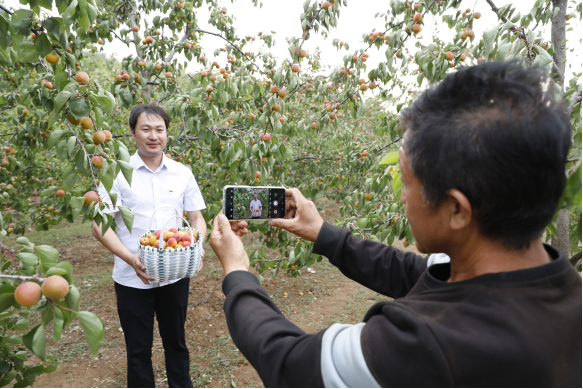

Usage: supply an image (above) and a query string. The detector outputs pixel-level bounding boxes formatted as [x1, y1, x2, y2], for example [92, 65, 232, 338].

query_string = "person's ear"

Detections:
[130, 127, 136, 140]
[446, 189, 473, 231]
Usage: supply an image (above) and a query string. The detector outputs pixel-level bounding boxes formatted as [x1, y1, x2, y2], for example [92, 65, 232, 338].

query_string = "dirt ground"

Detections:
[17, 197, 420, 388]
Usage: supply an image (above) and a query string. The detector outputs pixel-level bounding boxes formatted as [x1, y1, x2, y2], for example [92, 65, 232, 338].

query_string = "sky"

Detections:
[3, 0, 581, 96]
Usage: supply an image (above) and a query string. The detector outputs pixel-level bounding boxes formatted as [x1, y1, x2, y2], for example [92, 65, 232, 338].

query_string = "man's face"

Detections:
[253, 194, 258, 200]
[399, 135, 450, 254]
[131, 112, 167, 157]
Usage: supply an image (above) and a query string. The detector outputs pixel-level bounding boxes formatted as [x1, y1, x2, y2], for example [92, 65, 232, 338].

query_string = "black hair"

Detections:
[129, 104, 170, 132]
[400, 61, 571, 250]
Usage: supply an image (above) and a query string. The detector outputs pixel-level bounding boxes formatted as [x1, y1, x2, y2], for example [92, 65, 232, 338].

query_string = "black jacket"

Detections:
[222, 222, 582, 387]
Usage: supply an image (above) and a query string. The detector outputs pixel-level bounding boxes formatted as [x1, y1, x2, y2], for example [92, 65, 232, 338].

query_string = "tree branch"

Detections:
[569, 250, 582, 267]
[0, 4, 13, 15]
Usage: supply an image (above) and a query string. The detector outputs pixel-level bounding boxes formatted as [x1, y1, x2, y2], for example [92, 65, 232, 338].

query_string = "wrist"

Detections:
[223, 264, 250, 275]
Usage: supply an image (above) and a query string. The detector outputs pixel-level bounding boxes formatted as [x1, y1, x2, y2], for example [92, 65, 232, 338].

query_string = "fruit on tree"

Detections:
[42, 276, 69, 301]
[446, 51, 454, 60]
[75, 72, 90, 85]
[273, 104, 281, 112]
[460, 53, 466, 61]
[83, 191, 99, 206]
[44, 81, 53, 89]
[264, 134, 272, 142]
[474, 12, 481, 19]
[413, 13, 422, 22]
[132, 25, 140, 32]
[311, 122, 317, 129]
[14, 282, 42, 307]
[80, 117, 93, 129]
[45, 53, 59, 64]
[365, 193, 372, 200]
[322, 1, 331, 10]
[291, 64, 300, 73]
[270, 85, 278, 93]
[278, 89, 286, 98]
[92, 156, 103, 169]
[256, 171, 261, 178]
[122, 73, 130, 80]
[57, 190, 65, 197]
[102, 130, 112, 140]
[93, 131, 106, 145]
[69, 113, 81, 125]
[412, 24, 421, 33]
[166, 72, 173, 78]
[299, 49, 307, 58]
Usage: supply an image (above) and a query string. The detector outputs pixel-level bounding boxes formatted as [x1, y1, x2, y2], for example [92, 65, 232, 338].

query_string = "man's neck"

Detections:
[447, 237, 552, 283]
[138, 151, 164, 172]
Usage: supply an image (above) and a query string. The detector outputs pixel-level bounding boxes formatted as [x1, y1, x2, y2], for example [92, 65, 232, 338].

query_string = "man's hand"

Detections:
[128, 254, 156, 284]
[268, 188, 324, 242]
[209, 212, 250, 275]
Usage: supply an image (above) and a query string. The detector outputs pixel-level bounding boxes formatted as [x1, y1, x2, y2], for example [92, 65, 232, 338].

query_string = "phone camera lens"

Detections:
[273, 200, 278, 206]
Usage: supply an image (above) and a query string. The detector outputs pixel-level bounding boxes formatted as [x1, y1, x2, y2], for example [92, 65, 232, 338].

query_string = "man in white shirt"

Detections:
[91, 105, 206, 388]
[249, 193, 262, 219]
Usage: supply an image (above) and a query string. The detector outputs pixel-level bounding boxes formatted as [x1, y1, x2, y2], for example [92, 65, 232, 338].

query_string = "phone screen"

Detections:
[224, 186, 286, 220]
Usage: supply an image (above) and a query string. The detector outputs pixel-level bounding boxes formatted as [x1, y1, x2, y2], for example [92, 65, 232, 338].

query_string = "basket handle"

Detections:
[161, 215, 196, 244]
[149, 204, 180, 230]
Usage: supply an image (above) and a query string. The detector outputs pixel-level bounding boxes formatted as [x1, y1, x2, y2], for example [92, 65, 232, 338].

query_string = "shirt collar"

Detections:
[132, 151, 168, 173]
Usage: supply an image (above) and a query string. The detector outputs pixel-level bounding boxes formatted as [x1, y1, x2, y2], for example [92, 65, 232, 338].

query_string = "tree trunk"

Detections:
[550, 0, 570, 258]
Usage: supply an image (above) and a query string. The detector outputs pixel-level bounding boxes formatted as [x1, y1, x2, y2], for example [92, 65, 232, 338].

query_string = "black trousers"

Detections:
[114, 278, 193, 388]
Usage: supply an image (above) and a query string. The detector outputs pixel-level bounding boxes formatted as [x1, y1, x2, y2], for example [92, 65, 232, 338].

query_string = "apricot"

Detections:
[42, 275, 69, 301]
[15, 282, 42, 307]
[75, 72, 90, 85]
[140, 237, 150, 246]
[57, 190, 65, 197]
[45, 53, 59, 64]
[291, 64, 300, 73]
[83, 190, 99, 206]
[102, 130, 112, 140]
[91, 156, 103, 169]
[92, 131, 106, 145]
[80, 117, 93, 130]
[167, 238, 177, 247]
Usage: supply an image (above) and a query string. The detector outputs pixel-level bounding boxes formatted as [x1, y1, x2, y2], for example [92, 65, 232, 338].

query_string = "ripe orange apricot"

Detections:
[75, 72, 90, 85]
[41, 275, 69, 301]
[45, 53, 59, 64]
[15, 282, 42, 307]
[83, 191, 99, 206]
[92, 131, 106, 145]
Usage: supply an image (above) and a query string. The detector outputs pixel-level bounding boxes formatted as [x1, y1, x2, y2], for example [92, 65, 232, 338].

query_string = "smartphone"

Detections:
[223, 185, 286, 221]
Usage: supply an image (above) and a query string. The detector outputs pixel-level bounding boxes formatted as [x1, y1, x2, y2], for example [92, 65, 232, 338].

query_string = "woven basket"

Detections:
[138, 205, 202, 284]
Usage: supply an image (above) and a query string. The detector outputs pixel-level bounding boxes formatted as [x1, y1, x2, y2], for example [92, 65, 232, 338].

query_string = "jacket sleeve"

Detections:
[222, 271, 325, 388]
[312, 222, 428, 298]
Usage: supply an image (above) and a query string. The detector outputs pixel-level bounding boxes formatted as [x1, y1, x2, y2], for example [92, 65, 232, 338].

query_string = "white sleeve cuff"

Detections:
[321, 323, 381, 388]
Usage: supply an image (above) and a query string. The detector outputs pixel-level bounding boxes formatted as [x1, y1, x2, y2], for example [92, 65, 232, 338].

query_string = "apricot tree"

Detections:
[0, 0, 580, 310]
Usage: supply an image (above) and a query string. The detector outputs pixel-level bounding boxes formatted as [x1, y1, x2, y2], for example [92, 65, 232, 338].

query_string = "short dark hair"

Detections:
[400, 62, 571, 250]
[129, 104, 170, 132]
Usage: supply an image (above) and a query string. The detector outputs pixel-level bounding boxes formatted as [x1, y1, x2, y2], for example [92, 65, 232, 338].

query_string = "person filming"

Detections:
[209, 63, 581, 387]
[92, 105, 207, 388]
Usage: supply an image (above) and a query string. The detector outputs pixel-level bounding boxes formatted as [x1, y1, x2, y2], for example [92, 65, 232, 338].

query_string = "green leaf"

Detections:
[357, 217, 369, 228]
[483, 25, 499, 58]
[17, 253, 38, 269]
[15, 237, 31, 246]
[62, 0, 78, 21]
[69, 98, 91, 120]
[18, 41, 39, 63]
[10, 9, 34, 35]
[51, 306, 64, 342]
[22, 324, 46, 361]
[14, 319, 29, 331]
[117, 206, 134, 234]
[43, 17, 62, 36]
[65, 285, 80, 313]
[67, 136, 77, 156]
[62, 163, 77, 192]
[45, 267, 68, 276]
[34, 32, 52, 57]
[392, 172, 403, 192]
[36, 245, 59, 274]
[379, 151, 399, 165]
[0, 293, 15, 313]
[48, 130, 66, 148]
[77, 311, 104, 360]
[69, 197, 85, 220]
[119, 161, 133, 185]
[15, 350, 28, 360]
[117, 143, 131, 162]
[54, 91, 72, 111]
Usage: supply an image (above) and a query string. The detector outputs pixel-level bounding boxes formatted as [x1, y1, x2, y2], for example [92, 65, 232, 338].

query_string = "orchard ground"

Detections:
[7, 196, 419, 388]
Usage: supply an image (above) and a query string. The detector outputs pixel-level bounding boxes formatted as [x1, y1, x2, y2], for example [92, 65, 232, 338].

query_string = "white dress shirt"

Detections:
[250, 199, 262, 216]
[98, 152, 206, 289]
